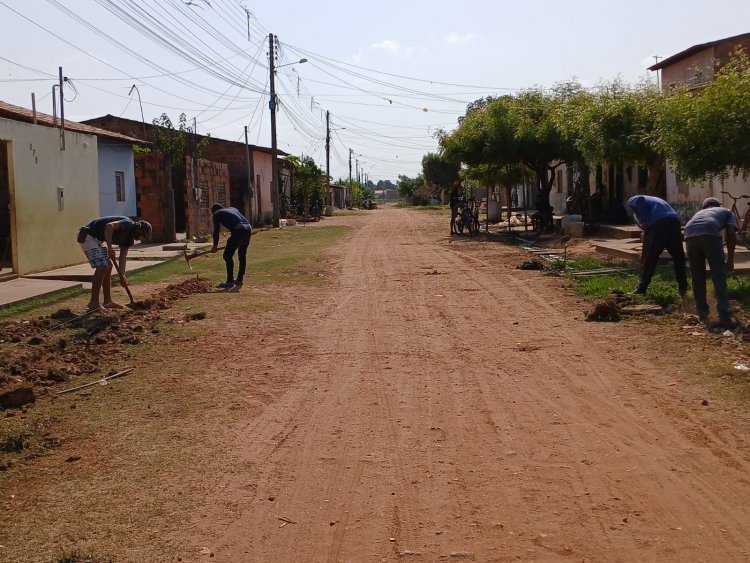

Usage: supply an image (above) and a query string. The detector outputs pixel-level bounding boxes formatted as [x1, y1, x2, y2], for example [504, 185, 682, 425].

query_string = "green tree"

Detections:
[397, 174, 428, 205]
[658, 50, 750, 181]
[559, 79, 664, 197]
[422, 152, 460, 195]
[289, 155, 324, 217]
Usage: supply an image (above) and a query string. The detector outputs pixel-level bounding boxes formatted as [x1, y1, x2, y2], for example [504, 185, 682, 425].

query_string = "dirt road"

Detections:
[178, 206, 750, 561]
[4, 205, 750, 562]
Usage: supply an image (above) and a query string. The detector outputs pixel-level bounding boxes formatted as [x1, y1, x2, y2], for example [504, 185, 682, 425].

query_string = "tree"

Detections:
[397, 174, 428, 205]
[657, 50, 750, 181]
[288, 155, 324, 217]
[559, 79, 665, 198]
[422, 152, 460, 195]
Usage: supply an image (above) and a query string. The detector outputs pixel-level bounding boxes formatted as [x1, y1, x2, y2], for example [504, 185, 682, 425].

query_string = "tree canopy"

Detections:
[657, 50, 750, 181]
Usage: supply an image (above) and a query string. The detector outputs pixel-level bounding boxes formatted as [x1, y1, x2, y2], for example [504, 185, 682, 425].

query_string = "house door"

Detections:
[0, 141, 13, 274]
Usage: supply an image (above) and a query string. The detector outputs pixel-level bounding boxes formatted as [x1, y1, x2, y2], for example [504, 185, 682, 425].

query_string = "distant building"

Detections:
[649, 32, 750, 206]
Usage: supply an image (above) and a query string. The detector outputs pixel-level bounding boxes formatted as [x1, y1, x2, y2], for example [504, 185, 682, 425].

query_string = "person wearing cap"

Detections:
[627, 195, 688, 296]
[684, 197, 738, 325]
[77, 216, 152, 311]
[210, 204, 252, 289]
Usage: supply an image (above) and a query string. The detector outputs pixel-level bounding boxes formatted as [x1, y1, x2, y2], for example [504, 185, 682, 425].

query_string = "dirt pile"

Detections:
[0, 278, 212, 407]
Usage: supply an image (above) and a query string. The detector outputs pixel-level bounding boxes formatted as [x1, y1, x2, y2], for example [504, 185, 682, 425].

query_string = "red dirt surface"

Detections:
[2, 208, 750, 562]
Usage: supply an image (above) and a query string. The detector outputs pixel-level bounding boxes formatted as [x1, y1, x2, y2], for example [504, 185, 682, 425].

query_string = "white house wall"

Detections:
[0, 117, 100, 274]
[666, 165, 750, 206]
[97, 142, 136, 217]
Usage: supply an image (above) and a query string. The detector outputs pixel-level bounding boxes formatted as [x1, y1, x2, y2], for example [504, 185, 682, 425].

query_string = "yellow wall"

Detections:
[0, 118, 100, 274]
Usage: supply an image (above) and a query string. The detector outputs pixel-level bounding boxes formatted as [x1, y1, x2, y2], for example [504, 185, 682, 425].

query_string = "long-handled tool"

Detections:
[110, 258, 136, 307]
[183, 246, 224, 271]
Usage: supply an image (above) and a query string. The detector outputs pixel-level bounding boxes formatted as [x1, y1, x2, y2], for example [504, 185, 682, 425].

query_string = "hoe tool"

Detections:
[183, 246, 224, 271]
[110, 258, 137, 308]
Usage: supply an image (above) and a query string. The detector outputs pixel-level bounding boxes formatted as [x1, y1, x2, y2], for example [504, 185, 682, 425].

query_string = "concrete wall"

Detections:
[666, 166, 750, 205]
[97, 142, 136, 217]
[0, 118, 99, 275]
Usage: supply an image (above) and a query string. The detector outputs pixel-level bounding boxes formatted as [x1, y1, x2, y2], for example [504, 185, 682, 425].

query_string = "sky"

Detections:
[1, 0, 749, 183]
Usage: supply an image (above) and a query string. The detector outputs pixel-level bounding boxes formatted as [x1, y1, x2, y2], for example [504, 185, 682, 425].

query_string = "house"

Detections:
[0, 100, 140, 276]
[330, 183, 349, 209]
[81, 115, 291, 229]
[649, 32, 750, 209]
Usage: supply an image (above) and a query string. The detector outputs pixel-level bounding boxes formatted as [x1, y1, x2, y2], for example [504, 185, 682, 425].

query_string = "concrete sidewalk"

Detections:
[0, 241, 211, 308]
[595, 236, 750, 273]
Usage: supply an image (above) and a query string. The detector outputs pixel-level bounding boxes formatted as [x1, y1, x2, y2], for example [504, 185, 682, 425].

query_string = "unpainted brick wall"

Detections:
[135, 152, 169, 242]
[184, 157, 230, 238]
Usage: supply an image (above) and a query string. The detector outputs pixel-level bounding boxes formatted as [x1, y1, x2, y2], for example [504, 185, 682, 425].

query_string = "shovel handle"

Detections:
[110, 258, 134, 303]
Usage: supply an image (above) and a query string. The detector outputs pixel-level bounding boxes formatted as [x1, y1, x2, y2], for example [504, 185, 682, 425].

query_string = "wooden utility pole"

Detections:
[269, 33, 280, 227]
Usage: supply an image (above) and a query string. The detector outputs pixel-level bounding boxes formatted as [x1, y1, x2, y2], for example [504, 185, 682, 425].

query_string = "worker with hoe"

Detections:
[77, 216, 152, 311]
[684, 197, 738, 326]
[627, 195, 688, 296]
[210, 203, 252, 289]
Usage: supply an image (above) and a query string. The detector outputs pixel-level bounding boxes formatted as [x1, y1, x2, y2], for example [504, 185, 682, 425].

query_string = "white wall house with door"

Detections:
[0, 100, 140, 275]
[97, 140, 137, 217]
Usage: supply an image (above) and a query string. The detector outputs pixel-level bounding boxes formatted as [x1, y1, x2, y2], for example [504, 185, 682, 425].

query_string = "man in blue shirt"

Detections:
[627, 195, 687, 296]
[210, 204, 252, 289]
[684, 197, 738, 325]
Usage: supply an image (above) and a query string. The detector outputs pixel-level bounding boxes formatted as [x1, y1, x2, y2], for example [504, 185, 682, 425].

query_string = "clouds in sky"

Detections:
[443, 32, 475, 45]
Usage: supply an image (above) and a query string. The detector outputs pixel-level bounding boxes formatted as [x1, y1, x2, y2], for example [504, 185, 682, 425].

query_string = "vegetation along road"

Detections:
[2, 206, 750, 562]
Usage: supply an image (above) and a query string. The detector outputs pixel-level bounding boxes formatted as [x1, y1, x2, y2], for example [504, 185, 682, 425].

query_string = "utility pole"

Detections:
[245, 125, 255, 222]
[325, 110, 331, 208]
[58, 66, 65, 150]
[269, 33, 280, 227]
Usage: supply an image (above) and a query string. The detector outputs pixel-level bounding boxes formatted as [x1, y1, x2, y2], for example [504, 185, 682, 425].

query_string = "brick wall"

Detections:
[184, 157, 230, 238]
[134, 152, 172, 242]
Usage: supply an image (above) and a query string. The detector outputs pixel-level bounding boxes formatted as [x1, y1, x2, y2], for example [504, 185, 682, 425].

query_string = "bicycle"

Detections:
[721, 190, 750, 238]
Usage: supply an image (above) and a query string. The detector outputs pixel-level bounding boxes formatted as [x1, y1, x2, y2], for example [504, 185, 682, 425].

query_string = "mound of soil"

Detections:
[586, 301, 622, 322]
[0, 278, 211, 409]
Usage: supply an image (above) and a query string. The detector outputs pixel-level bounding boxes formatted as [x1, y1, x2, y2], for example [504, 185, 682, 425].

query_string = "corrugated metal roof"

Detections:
[649, 32, 750, 71]
[0, 100, 144, 144]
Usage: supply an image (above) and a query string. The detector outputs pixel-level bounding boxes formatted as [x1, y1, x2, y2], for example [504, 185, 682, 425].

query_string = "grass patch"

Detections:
[0, 286, 86, 321]
[566, 255, 750, 310]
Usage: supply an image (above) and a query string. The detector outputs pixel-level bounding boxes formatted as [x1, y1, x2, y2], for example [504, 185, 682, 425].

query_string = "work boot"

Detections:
[628, 287, 646, 296]
[718, 314, 738, 329]
[217, 281, 235, 289]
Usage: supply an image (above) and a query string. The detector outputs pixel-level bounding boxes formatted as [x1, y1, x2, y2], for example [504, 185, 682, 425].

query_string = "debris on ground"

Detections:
[733, 362, 750, 371]
[517, 259, 546, 271]
[0, 278, 211, 410]
[585, 301, 621, 322]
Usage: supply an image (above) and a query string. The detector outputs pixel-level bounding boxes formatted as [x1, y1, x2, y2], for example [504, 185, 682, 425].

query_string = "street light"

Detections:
[276, 58, 308, 69]
[128, 84, 146, 142]
[269, 37, 308, 226]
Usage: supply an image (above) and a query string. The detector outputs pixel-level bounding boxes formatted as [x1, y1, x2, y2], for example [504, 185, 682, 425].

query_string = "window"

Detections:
[217, 183, 226, 206]
[199, 180, 209, 208]
[115, 171, 125, 202]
